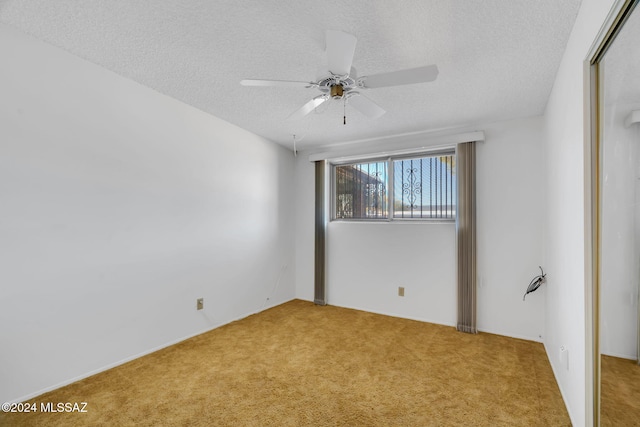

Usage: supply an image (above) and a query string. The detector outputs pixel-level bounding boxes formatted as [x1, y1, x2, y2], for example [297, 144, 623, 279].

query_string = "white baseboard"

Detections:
[477, 327, 543, 343]
[327, 302, 457, 328]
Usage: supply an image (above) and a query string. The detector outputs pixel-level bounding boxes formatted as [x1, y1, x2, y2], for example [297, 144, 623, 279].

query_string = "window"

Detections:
[393, 154, 456, 219]
[333, 152, 456, 220]
[335, 161, 388, 219]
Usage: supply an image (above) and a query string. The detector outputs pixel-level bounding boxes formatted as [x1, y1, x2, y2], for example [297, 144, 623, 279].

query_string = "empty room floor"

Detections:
[0, 300, 569, 426]
[601, 354, 640, 426]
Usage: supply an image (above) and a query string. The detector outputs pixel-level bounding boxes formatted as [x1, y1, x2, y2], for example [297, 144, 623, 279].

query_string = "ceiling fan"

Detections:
[240, 30, 439, 122]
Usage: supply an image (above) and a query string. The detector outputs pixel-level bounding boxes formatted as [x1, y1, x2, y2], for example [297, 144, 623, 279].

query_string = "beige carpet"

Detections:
[0, 300, 569, 426]
[601, 354, 640, 426]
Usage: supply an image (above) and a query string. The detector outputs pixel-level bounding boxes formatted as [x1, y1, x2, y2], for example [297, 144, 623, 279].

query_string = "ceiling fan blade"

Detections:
[240, 79, 313, 87]
[287, 95, 328, 120]
[326, 30, 357, 76]
[348, 94, 386, 119]
[361, 65, 439, 89]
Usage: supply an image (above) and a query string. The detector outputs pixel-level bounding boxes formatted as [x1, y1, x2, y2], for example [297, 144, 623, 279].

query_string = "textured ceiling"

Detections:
[0, 0, 582, 150]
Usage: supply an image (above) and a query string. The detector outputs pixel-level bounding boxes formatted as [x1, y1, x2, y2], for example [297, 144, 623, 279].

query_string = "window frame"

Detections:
[330, 149, 456, 223]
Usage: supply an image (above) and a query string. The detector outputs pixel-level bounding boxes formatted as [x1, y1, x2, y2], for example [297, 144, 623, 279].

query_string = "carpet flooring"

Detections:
[601, 354, 640, 426]
[0, 300, 570, 426]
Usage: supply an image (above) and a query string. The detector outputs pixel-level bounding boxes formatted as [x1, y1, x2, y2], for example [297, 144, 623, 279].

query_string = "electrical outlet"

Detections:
[197, 298, 204, 310]
[398, 287, 405, 297]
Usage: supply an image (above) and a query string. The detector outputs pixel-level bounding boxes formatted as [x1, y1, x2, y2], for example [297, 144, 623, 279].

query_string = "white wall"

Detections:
[542, 0, 617, 425]
[328, 221, 457, 325]
[295, 116, 546, 340]
[0, 24, 296, 403]
[600, 101, 640, 359]
[476, 117, 546, 341]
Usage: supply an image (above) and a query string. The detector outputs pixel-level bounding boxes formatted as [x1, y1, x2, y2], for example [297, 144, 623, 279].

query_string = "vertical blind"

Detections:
[456, 142, 477, 334]
[314, 160, 327, 306]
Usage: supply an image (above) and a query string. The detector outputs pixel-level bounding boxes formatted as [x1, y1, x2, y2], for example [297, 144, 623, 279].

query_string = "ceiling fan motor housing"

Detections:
[318, 69, 357, 100]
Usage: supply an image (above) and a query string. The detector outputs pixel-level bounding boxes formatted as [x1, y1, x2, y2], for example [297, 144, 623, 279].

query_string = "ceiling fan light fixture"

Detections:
[330, 85, 344, 99]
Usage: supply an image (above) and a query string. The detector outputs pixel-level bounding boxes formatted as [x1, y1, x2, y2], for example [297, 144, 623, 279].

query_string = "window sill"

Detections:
[330, 218, 455, 225]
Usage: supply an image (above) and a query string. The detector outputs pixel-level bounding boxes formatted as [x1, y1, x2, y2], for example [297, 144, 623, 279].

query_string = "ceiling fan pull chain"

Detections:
[293, 134, 297, 157]
[343, 98, 347, 125]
